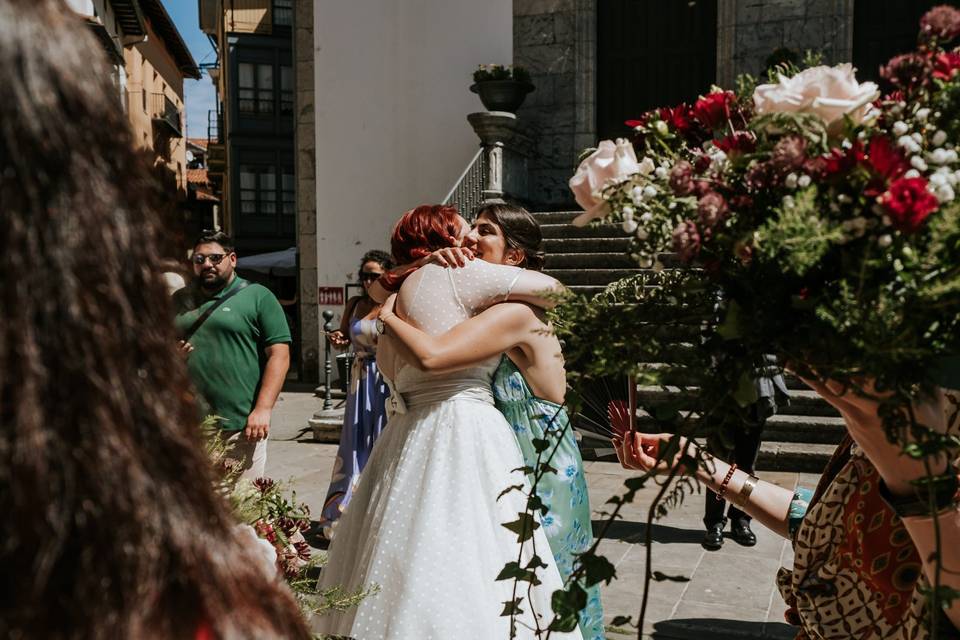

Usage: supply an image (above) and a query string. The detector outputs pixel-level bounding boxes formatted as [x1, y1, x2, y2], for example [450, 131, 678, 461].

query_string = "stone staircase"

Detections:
[534, 211, 841, 472]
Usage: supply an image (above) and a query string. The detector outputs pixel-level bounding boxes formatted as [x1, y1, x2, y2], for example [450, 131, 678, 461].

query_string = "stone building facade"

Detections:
[513, 0, 931, 210]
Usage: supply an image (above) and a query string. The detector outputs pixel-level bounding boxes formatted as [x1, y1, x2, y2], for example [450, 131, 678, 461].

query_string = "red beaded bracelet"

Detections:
[716, 463, 738, 501]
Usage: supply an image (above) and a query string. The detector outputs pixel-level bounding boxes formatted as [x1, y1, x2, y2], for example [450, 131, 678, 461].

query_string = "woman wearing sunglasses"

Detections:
[318, 249, 395, 538]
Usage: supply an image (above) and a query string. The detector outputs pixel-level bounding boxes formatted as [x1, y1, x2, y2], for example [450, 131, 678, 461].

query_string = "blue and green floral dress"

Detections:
[492, 357, 606, 640]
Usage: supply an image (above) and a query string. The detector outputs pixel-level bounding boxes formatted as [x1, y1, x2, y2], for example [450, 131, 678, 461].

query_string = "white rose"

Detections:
[642, 185, 658, 199]
[798, 174, 812, 188]
[898, 135, 921, 154]
[878, 234, 893, 248]
[622, 219, 639, 234]
[910, 156, 928, 172]
[569, 138, 640, 226]
[621, 205, 635, 220]
[893, 121, 910, 136]
[785, 173, 798, 189]
[916, 107, 930, 122]
[932, 130, 948, 147]
[752, 63, 879, 131]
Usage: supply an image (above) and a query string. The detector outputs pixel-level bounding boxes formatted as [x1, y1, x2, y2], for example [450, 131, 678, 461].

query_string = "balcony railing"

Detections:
[151, 93, 182, 138]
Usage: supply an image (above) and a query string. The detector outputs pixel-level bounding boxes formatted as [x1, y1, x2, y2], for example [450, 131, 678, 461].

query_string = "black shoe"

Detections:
[730, 520, 757, 547]
[702, 522, 724, 550]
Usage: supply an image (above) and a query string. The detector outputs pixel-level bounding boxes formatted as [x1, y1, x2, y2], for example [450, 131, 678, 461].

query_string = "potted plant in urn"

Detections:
[470, 64, 534, 113]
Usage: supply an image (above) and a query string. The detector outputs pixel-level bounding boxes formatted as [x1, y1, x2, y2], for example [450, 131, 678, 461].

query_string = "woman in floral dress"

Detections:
[318, 250, 394, 538]
[377, 203, 605, 639]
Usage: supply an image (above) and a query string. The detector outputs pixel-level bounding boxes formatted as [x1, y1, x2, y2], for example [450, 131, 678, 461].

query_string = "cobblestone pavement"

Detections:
[266, 390, 819, 639]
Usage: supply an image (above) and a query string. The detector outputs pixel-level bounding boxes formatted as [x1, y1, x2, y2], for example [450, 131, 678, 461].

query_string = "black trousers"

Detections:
[703, 423, 763, 527]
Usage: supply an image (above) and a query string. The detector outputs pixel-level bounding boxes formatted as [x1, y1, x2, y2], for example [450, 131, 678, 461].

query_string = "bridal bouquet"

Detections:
[568, 7, 960, 397]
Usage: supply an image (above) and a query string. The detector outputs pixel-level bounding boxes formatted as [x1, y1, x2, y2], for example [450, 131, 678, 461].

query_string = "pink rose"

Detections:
[753, 64, 879, 131]
[570, 139, 648, 226]
[672, 220, 701, 262]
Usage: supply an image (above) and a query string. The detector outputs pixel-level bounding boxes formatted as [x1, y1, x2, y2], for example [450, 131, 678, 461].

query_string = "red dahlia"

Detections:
[880, 177, 939, 233]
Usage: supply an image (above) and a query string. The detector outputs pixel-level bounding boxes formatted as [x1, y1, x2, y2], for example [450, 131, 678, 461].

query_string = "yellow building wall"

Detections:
[225, 0, 272, 35]
[123, 18, 189, 197]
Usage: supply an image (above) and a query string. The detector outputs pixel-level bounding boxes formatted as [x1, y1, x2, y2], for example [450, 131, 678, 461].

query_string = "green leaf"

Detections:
[733, 371, 759, 407]
[548, 583, 587, 632]
[717, 300, 743, 340]
[501, 513, 540, 543]
[497, 484, 525, 501]
[580, 553, 617, 587]
[500, 597, 524, 617]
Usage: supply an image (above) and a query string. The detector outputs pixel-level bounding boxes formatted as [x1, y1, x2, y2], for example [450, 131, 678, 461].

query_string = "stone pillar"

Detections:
[468, 111, 517, 203]
[294, 0, 319, 382]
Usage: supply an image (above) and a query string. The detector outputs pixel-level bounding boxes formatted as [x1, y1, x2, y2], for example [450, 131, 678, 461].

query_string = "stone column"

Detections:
[294, 0, 319, 382]
[467, 110, 517, 203]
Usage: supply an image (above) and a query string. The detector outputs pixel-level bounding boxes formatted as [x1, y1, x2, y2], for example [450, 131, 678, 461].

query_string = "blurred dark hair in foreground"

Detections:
[0, 2, 310, 638]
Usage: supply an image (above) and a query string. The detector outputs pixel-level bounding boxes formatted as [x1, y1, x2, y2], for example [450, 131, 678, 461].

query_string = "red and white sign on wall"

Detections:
[318, 287, 344, 306]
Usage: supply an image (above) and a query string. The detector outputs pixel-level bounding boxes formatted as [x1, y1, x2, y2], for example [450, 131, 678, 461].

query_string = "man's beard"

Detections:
[199, 271, 229, 292]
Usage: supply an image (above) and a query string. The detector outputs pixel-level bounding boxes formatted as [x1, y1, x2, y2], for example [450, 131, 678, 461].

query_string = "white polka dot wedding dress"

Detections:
[316, 261, 583, 640]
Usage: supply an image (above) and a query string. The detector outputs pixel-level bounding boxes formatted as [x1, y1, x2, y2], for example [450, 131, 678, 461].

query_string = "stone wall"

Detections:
[295, 0, 319, 382]
[514, 0, 855, 211]
[720, 0, 854, 84]
[513, 0, 584, 209]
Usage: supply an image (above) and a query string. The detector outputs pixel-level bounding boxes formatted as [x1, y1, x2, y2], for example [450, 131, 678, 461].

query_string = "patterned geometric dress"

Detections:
[492, 357, 606, 640]
[318, 317, 391, 537]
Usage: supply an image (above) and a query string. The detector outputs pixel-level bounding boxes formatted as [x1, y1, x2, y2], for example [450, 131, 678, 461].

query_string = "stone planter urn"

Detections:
[470, 79, 534, 113]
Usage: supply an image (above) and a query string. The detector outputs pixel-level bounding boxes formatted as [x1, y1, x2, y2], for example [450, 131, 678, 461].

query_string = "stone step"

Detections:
[635, 386, 840, 418]
[543, 237, 632, 253]
[545, 268, 642, 286]
[532, 210, 581, 224]
[578, 438, 835, 473]
[756, 441, 835, 473]
[566, 285, 606, 296]
[545, 252, 639, 268]
[541, 222, 623, 239]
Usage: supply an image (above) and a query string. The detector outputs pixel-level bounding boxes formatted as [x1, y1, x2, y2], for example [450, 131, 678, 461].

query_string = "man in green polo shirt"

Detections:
[174, 231, 291, 480]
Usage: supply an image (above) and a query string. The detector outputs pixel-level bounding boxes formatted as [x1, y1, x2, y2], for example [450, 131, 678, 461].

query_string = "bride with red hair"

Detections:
[317, 205, 583, 639]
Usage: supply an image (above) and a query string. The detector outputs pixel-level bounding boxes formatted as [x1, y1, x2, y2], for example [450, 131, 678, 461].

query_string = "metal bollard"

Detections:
[322, 309, 335, 410]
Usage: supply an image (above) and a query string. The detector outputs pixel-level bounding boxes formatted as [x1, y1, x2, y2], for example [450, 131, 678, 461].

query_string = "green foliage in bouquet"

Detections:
[202, 418, 377, 627]
[560, 7, 960, 636]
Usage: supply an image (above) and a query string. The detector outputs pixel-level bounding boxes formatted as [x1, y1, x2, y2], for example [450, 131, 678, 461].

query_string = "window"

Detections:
[238, 63, 275, 115]
[282, 170, 295, 215]
[274, 0, 293, 26]
[240, 166, 259, 215]
[280, 66, 294, 115]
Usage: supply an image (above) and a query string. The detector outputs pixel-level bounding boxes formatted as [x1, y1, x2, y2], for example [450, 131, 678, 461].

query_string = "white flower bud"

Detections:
[636, 227, 649, 240]
[654, 166, 669, 179]
[655, 120, 669, 136]
[928, 148, 951, 165]
[916, 107, 930, 122]
[782, 195, 796, 208]
[945, 149, 959, 163]
[798, 174, 811, 188]
[621, 205, 635, 220]
[903, 245, 915, 258]
[932, 130, 948, 147]
[893, 121, 910, 136]
[642, 185, 658, 199]
[898, 135, 921, 154]
[935, 183, 955, 203]
[640, 211, 653, 223]
[631, 186, 644, 205]
[785, 173, 798, 189]
[905, 169, 921, 179]
[911, 132, 924, 143]
[622, 218, 639, 234]
[910, 155, 928, 171]
[878, 234, 893, 248]
[930, 171, 948, 187]
[837, 194, 853, 204]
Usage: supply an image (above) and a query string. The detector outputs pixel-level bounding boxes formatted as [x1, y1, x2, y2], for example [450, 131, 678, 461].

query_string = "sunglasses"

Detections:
[192, 253, 229, 266]
[359, 271, 382, 282]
